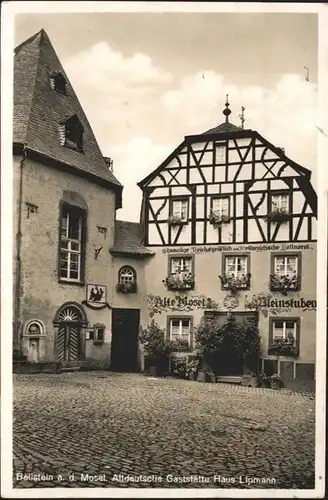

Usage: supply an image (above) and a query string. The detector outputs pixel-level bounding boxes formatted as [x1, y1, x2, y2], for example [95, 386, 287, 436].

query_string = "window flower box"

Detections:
[170, 338, 190, 352]
[265, 208, 291, 223]
[219, 273, 251, 292]
[269, 273, 300, 295]
[168, 214, 186, 226]
[209, 210, 230, 227]
[116, 281, 137, 294]
[268, 334, 298, 357]
[163, 272, 194, 291]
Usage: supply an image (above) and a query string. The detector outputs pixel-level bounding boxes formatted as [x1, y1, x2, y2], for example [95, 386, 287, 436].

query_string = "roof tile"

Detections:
[14, 29, 122, 191]
[110, 221, 154, 256]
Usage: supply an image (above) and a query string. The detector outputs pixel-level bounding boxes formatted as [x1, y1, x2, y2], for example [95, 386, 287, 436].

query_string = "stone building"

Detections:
[13, 30, 317, 384]
[13, 29, 153, 371]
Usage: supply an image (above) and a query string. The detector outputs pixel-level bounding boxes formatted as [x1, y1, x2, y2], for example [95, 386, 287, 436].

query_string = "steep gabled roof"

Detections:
[202, 121, 242, 135]
[110, 220, 154, 257]
[138, 124, 313, 189]
[14, 29, 122, 204]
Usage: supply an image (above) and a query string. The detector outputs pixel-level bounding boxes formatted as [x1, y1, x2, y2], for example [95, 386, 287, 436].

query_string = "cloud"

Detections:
[63, 42, 173, 141]
[161, 72, 318, 177]
[110, 137, 173, 222]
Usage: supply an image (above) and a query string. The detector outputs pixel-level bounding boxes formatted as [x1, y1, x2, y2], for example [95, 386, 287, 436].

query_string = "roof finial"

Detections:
[223, 94, 231, 123]
[239, 106, 245, 129]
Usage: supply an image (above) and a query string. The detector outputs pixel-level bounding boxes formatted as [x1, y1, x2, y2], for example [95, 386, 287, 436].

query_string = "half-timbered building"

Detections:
[13, 29, 317, 385]
[138, 99, 317, 383]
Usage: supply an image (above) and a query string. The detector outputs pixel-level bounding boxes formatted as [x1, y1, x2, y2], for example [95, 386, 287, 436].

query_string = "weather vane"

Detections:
[239, 106, 245, 129]
[222, 94, 231, 123]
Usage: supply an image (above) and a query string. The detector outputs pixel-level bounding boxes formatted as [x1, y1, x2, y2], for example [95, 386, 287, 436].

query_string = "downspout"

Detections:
[14, 144, 27, 356]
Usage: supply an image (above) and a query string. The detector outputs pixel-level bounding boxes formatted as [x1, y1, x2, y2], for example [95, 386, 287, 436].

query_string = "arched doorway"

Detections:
[54, 302, 87, 363]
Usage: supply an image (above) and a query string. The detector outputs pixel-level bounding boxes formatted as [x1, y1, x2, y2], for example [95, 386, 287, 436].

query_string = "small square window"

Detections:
[94, 324, 105, 344]
[271, 193, 289, 212]
[170, 257, 192, 274]
[212, 196, 230, 217]
[216, 146, 225, 163]
[169, 318, 191, 347]
[171, 199, 188, 221]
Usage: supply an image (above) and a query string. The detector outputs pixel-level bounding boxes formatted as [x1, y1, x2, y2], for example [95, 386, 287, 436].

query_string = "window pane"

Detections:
[237, 257, 246, 273]
[182, 319, 190, 328]
[69, 270, 79, 280]
[171, 319, 180, 327]
[70, 241, 80, 252]
[70, 253, 79, 263]
[68, 213, 81, 240]
[97, 328, 104, 342]
[286, 257, 297, 273]
[285, 320, 296, 330]
[225, 257, 236, 273]
[61, 214, 68, 238]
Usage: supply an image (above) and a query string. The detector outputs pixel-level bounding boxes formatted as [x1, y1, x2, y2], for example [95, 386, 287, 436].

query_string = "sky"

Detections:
[15, 12, 319, 222]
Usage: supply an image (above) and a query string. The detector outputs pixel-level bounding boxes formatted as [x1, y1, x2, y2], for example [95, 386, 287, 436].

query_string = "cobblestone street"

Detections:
[13, 372, 315, 490]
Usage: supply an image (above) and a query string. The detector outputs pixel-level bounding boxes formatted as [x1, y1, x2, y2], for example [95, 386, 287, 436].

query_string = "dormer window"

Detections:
[50, 72, 66, 94]
[59, 115, 84, 152]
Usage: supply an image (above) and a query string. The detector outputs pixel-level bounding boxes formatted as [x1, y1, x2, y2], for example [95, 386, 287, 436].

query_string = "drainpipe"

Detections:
[14, 144, 27, 357]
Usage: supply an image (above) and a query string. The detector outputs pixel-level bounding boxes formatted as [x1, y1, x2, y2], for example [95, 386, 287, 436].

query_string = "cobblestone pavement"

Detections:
[13, 372, 315, 490]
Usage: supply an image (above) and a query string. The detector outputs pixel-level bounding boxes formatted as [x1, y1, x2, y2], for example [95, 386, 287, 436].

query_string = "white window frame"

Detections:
[170, 257, 192, 274]
[274, 255, 298, 277]
[119, 266, 136, 284]
[59, 208, 82, 282]
[169, 318, 191, 345]
[271, 193, 289, 212]
[224, 255, 248, 278]
[216, 146, 225, 163]
[212, 196, 230, 217]
[272, 319, 297, 342]
[171, 199, 188, 221]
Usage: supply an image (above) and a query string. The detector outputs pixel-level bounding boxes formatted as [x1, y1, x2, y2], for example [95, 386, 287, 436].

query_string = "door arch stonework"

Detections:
[54, 302, 88, 363]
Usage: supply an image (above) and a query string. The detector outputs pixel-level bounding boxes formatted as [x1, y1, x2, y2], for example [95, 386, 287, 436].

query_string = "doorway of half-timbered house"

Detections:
[204, 311, 258, 376]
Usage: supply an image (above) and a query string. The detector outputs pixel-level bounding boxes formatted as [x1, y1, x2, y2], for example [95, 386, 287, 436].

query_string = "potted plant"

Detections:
[265, 206, 291, 223]
[259, 372, 270, 388]
[139, 320, 174, 376]
[116, 281, 137, 294]
[168, 214, 185, 226]
[209, 210, 230, 227]
[269, 273, 300, 295]
[163, 272, 194, 291]
[171, 357, 188, 378]
[219, 273, 251, 292]
[270, 373, 282, 390]
[185, 358, 199, 381]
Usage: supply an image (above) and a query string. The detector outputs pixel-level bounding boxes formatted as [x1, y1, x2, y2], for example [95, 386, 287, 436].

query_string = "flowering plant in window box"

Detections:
[265, 207, 291, 223]
[171, 337, 190, 352]
[116, 281, 137, 294]
[209, 210, 230, 227]
[268, 333, 298, 357]
[163, 272, 195, 291]
[269, 273, 300, 295]
[219, 273, 251, 292]
[168, 214, 186, 226]
[185, 358, 199, 380]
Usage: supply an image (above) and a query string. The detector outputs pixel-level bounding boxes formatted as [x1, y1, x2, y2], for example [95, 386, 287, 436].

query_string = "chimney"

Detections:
[103, 156, 113, 172]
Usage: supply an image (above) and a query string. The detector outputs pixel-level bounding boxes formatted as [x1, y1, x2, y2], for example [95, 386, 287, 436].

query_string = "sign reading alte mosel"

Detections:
[162, 243, 314, 254]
